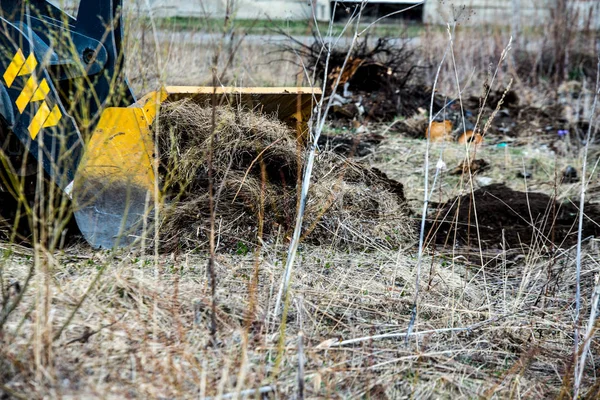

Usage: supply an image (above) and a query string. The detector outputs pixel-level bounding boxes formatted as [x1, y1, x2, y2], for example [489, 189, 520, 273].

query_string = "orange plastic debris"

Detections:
[426, 120, 453, 142]
[457, 130, 483, 145]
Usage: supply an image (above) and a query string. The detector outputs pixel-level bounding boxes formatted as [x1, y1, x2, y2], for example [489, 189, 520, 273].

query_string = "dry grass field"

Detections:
[2, 5, 600, 399]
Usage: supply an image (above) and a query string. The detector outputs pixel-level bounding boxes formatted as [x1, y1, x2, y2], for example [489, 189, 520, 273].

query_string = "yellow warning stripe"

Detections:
[31, 79, 50, 102]
[28, 102, 51, 140]
[18, 53, 37, 77]
[28, 103, 63, 140]
[3, 49, 62, 139]
[43, 104, 62, 129]
[15, 75, 39, 113]
[3, 49, 26, 88]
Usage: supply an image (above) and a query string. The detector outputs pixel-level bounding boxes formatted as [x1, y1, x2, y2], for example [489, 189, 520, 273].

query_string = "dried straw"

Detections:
[155, 101, 415, 252]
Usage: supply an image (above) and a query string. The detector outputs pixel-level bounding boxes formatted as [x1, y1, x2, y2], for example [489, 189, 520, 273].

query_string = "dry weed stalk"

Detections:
[573, 57, 600, 398]
[407, 21, 450, 344]
[273, 3, 366, 320]
[409, 20, 514, 344]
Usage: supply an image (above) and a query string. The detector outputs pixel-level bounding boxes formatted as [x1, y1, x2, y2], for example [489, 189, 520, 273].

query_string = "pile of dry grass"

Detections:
[155, 101, 415, 252]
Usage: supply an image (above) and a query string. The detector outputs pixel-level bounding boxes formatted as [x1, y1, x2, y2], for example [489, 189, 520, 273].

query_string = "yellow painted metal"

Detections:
[76, 89, 168, 197]
[18, 53, 37, 76]
[137, 86, 319, 130]
[31, 79, 50, 102]
[72, 89, 168, 247]
[29, 102, 62, 139]
[16, 76, 51, 114]
[43, 104, 62, 128]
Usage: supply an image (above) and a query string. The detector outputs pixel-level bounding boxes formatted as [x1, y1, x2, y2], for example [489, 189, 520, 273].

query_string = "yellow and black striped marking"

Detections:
[3, 49, 62, 139]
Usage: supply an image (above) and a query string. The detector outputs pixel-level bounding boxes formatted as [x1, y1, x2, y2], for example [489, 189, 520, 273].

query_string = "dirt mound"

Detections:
[427, 184, 600, 250]
[156, 101, 415, 251]
[290, 36, 437, 126]
[317, 133, 384, 157]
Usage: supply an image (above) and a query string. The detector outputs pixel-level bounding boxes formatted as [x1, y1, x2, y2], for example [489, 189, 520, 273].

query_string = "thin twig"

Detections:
[575, 274, 600, 394]
[64, 314, 125, 346]
[296, 296, 305, 400]
[203, 385, 275, 400]
[327, 311, 520, 348]
[273, 4, 365, 319]
[406, 23, 450, 346]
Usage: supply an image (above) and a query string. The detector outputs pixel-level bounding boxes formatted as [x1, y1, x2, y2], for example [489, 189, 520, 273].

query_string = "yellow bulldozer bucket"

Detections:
[72, 86, 319, 248]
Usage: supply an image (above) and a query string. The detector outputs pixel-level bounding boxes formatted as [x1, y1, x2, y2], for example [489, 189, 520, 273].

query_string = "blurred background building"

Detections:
[48, 0, 600, 29]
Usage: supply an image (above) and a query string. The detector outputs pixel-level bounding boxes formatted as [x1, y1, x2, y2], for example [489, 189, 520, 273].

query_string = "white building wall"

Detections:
[140, 0, 331, 21]
[45, 0, 600, 28]
[47, 0, 331, 21]
[423, 0, 599, 29]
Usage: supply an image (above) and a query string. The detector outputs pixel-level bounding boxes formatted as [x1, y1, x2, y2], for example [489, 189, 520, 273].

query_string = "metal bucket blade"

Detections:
[73, 177, 152, 248]
[72, 106, 157, 249]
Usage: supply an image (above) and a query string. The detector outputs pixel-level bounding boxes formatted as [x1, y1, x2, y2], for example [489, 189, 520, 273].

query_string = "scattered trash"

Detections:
[450, 159, 490, 175]
[457, 130, 483, 146]
[476, 176, 493, 186]
[495, 104, 569, 138]
[557, 129, 569, 138]
[562, 165, 579, 183]
[518, 171, 533, 179]
[426, 120, 453, 142]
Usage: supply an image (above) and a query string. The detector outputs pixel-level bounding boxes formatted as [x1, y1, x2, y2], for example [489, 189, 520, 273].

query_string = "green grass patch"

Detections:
[152, 16, 424, 37]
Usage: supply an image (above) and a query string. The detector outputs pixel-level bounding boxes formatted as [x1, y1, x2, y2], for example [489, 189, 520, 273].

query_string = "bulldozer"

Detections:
[0, 0, 317, 249]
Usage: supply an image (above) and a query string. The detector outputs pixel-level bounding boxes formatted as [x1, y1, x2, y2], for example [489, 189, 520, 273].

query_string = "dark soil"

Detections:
[289, 36, 440, 126]
[427, 184, 600, 251]
[318, 133, 384, 157]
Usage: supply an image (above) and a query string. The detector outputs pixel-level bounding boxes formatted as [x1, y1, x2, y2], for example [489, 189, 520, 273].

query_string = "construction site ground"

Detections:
[2, 25, 600, 399]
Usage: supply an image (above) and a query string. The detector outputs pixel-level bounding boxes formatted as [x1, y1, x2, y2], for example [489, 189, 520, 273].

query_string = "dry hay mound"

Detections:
[156, 101, 414, 252]
[427, 184, 600, 251]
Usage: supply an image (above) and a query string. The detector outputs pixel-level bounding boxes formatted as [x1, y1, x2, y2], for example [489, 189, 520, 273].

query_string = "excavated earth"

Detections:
[427, 184, 600, 251]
